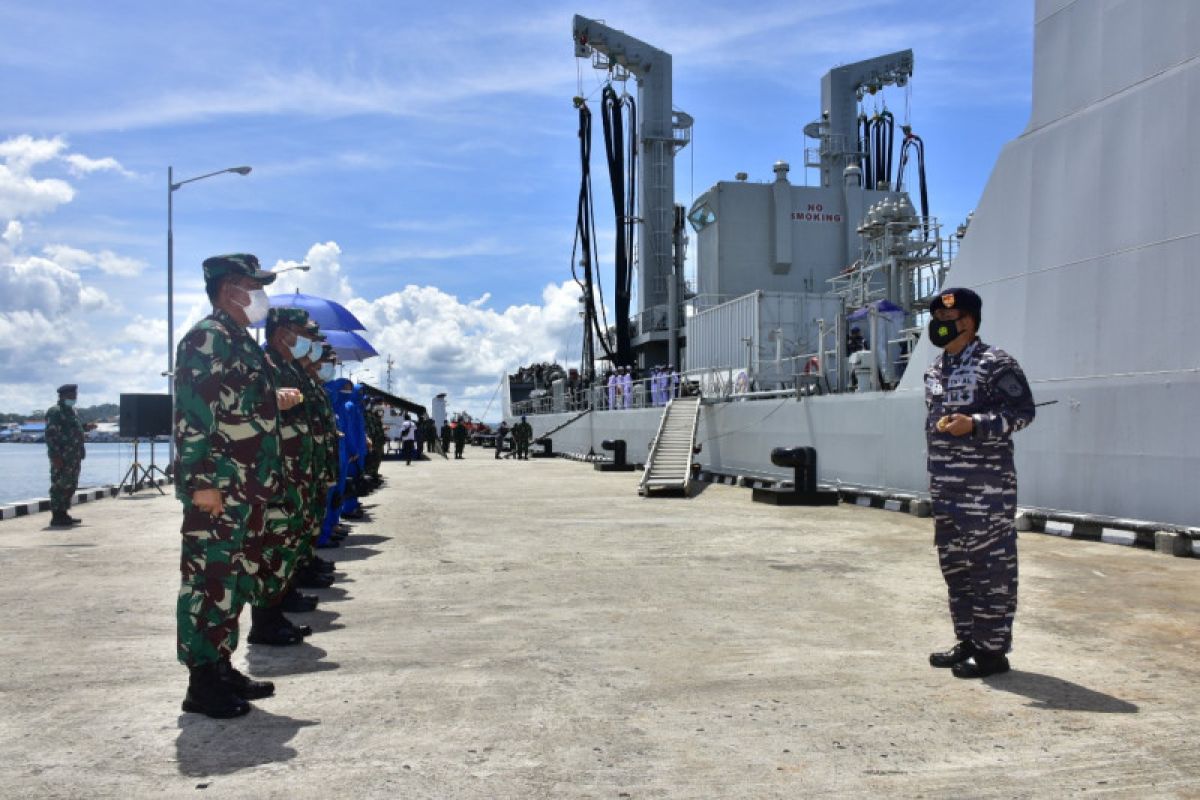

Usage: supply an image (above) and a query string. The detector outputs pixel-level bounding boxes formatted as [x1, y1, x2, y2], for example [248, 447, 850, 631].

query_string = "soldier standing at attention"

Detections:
[46, 383, 85, 527]
[452, 417, 468, 459]
[440, 419, 452, 454]
[511, 415, 533, 460]
[924, 288, 1035, 679]
[173, 253, 303, 718]
[247, 307, 318, 647]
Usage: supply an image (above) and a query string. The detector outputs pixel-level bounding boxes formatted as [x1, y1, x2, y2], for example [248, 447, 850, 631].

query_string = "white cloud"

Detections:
[264, 240, 580, 416]
[0, 134, 133, 221]
[2, 220, 22, 246]
[269, 241, 353, 304]
[63, 153, 134, 177]
[0, 255, 85, 316]
[42, 243, 147, 277]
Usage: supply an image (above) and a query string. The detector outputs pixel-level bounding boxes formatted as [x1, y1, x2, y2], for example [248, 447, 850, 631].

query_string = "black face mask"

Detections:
[928, 317, 962, 348]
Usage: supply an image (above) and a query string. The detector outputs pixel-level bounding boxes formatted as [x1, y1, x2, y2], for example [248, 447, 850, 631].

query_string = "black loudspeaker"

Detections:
[119, 393, 172, 438]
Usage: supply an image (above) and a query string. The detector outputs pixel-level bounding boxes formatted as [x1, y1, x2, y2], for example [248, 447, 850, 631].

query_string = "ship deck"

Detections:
[1, 449, 1198, 798]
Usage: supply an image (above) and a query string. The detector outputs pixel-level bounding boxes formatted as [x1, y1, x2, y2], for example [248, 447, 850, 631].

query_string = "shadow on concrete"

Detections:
[984, 670, 1139, 713]
[175, 707, 318, 777]
[341, 533, 392, 546]
[290, 608, 342, 633]
[245, 642, 339, 677]
[327, 546, 381, 563]
[307, 586, 350, 603]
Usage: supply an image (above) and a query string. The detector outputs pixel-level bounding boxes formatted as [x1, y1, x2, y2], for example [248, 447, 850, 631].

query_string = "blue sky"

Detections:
[0, 1, 1032, 417]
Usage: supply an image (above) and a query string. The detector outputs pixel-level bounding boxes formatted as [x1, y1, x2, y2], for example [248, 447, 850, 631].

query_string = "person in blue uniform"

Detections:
[923, 288, 1035, 679]
[317, 378, 354, 548]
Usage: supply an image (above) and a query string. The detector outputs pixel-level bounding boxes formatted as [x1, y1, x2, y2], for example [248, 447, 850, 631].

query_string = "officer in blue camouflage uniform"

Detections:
[173, 253, 304, 718]
[924, 288, 1035, 679]
[45, 383, 85, 527]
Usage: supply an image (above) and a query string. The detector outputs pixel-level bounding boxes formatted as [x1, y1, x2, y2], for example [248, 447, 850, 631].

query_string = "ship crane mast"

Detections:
[572, 15, 692, 370]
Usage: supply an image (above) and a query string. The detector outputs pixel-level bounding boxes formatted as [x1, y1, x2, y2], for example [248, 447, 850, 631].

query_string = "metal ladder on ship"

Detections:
[639, 395, 701, 496]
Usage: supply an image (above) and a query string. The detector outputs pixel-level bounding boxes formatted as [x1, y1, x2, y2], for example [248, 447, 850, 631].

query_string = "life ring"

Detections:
[734, 370, 750, 394]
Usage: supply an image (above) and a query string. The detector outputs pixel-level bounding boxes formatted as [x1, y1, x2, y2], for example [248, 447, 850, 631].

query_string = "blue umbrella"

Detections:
[323, 329, 378, 362]
[269, 290, 366, 331]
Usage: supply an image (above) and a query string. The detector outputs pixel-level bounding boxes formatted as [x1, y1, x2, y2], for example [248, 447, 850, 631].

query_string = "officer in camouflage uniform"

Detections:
[440, 420, 452, 454]
[288, 337, 339, 594]
[246, 307, 320, 646]
[173, 253, 303, 718]
[364, 399, 386, 480]
[924, 288, 1035, 679]
[511, 415, 533, 460]
[46, 383, 85, 527]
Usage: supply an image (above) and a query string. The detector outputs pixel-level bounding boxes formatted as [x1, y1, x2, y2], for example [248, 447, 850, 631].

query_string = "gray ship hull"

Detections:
[512, 0, 1200, 529]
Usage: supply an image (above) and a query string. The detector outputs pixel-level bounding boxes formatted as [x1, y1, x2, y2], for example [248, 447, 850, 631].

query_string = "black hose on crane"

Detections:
[601, 84, 633, 368]
[571, 99, 617, 377]
[896, 126, 930, 238]
[881, 110, 895, 188]
[871, 110, 894, 189]
[860, 113, 873, 190]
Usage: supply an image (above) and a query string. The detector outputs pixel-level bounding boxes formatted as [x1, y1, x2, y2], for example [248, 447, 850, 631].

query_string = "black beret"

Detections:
[930, 287, 982, 320]
[57, 384, 78, 395]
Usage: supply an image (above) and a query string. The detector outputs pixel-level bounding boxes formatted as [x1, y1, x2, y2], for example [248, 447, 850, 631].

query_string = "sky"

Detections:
[0, 0, 1033, 418]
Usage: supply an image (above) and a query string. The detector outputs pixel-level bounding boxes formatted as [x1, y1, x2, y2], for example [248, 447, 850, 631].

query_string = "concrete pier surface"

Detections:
[1, 451, 1198, 799]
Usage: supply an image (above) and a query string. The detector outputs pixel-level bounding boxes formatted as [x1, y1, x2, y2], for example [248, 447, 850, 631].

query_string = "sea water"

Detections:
[0, 442, 171, 505]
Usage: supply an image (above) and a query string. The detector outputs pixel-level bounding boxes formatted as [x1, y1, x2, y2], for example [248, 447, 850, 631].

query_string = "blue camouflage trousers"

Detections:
[932, 472, 1019, 654]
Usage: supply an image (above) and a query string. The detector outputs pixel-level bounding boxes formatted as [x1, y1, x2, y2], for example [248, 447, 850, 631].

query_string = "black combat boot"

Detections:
[247, 606, 304, 646]
[67, 514, 82, 525]
[952, 650, 1011, 679]
[280, 588, 319, 613]
[310, 556, 336, 574]
[929, 640, 974, 668]
[295, 567, 335, 589]
[217, 658, 275, 700]
[182, 663, 252, 718]
[49, 511, 74, 528]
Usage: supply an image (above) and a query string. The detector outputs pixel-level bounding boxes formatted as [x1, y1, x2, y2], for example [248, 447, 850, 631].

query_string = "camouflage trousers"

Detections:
[253, 487, 309, 606]
[176, 498, 266, 667]
[296, 486, 328, 563]
[49, 461, 81, 515]
[932, 472, 1019, 654]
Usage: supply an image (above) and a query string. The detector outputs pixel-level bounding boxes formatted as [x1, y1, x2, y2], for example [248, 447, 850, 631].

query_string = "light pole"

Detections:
[167, 164, 252, 463]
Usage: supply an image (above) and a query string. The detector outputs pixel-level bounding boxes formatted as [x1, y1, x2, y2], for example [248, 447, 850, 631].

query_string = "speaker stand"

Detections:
[118, 440, 165, 495]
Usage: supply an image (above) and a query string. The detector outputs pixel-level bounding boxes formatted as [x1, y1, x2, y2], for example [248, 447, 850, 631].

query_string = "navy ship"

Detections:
[506, 0, 1199, 533]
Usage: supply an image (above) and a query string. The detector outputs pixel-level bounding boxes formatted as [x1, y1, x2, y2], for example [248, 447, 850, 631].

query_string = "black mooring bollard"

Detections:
[596, 438, 636, 472]
[532, 437, 555, 458]
[752, 446, 839, 506]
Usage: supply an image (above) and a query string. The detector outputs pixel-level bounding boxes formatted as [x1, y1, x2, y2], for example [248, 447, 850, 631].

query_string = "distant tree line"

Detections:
[0, 403, 120, 424]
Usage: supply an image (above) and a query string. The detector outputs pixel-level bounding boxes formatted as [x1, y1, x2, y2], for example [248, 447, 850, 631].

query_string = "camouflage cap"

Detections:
[303, 320, 326, 340]
[57, 383, 78, 395]
[267, 307, 309, 328]
[202, 253, 277, 286]
[318, 343, 335, 361]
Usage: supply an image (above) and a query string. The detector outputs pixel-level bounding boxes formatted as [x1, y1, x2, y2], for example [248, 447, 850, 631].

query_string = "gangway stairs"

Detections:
[639, 396, 701, 496]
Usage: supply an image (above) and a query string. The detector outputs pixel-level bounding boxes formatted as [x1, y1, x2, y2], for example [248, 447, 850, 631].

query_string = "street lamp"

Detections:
[166, 164, 252, 463]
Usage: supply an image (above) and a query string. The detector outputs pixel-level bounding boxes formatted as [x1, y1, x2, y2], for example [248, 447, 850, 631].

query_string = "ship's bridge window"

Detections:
[688, 203, 716, 232]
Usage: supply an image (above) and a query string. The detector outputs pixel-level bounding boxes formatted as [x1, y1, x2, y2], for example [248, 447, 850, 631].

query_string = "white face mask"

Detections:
[240, 288, 270, 325]
[318, 363, 336, 381]
[288, 336, 312, 360]
[63, 398, 76, 408]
